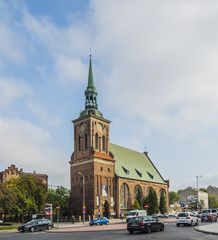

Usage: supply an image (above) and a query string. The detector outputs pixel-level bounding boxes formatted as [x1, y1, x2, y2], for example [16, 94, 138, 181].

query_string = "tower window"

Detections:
[100, 167, 103, 171]
[102, 135, 106, 151]
[108, 168, 110, 172]
[85, 134, 88, 149]
[78, 136, 81, 151]
[95, 133, 99, 149]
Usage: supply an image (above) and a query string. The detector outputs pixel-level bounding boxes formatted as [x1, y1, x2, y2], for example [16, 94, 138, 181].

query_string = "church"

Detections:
[69, 56, 169, 219]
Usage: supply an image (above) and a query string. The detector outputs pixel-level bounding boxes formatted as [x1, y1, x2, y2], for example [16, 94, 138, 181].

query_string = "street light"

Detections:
[196, 175, 203, 209]
[48, 184, 59, 221]
[78, 172, 85, 224]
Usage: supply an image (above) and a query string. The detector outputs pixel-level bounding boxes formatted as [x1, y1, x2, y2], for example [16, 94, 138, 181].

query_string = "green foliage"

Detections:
[199, 188, 208, 193]
[146, 188, 159, 215]
[159, 191, 167, 214]
[132, 200, 140, 210]
[209, 196, 218, 208]
[169, 191, 179, 205]
[48, 186, 70, 217]
[0, 175, 47, 221]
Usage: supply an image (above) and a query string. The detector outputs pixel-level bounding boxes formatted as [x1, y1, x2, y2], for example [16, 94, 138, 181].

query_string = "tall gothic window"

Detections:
[78, 136, 81, 151]
[85, 134, 88, 149]
[102, 135, 105, 151]
[95, 133, 98, 149]
[120, 183, 129, 209]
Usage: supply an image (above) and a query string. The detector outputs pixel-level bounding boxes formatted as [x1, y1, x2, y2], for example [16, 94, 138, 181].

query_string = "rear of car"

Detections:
[176, 212, 198, 227]
[127, 216, 164, 234]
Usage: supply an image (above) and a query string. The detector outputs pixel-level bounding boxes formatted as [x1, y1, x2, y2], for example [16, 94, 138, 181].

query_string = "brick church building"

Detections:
[70, 56, 169, 219]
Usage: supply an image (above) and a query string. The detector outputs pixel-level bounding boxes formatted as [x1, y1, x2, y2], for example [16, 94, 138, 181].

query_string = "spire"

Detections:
[87, 55, 95, 90]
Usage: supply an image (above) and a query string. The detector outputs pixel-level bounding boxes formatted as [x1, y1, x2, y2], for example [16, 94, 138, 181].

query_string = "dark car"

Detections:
[18, 219, 53, 232]
[127, 216, 164, 234]
[89, 217, 109, 226]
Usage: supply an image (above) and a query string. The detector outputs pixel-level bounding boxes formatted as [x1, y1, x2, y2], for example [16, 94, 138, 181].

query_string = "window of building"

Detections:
[135, 169, 142, 177]
[102, 135, 106, 151]
[85, 134, 88, 149]
[78, 136, 81, 151]
[95, 133, 99, 149]
[108, 168, 110, 172]
[122, 166, 129, 175]
[100, 167, 103, 171]
[147, 171, 154, 179]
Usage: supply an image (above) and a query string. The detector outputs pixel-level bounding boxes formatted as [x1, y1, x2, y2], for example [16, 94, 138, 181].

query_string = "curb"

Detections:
[195, 226, 218, 235]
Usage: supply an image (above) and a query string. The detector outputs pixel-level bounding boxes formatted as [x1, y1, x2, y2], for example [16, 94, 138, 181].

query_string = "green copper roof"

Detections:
[79, 55, 103, 118]
[110, 143, 167, 185]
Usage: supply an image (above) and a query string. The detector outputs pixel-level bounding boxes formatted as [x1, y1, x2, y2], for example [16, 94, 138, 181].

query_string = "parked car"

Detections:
[127, 216, 164, 234]
[152, 213, 163, 218]
[126, 210, 147, 222]
[0, 220, 3, 224]
[18, 219, 53, 232]
[89, 217, 109, 226]
[201, 213, 217, 222]
[176, 212, 198, 227]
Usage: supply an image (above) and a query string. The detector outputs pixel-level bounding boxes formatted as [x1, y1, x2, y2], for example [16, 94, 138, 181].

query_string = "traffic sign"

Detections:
[180, 203, 185, 208]
[144, 204, 149, 208]
[56, 205, 60, 210]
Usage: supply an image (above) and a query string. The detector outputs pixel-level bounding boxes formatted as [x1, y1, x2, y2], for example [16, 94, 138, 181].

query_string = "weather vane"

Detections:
[89, 47, 92, 57]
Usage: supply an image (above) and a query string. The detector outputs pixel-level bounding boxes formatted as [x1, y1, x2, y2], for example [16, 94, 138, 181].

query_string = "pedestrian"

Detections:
[98, 210, 101, 218]
[120, 213, 124, 220]
[72, 215, 75, 224]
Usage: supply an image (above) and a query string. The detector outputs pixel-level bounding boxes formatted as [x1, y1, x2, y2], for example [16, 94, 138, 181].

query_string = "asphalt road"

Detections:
[1, 223, 217, 240]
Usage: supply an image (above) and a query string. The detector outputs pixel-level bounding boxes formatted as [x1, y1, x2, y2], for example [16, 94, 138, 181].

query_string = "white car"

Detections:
[176, 212, 198, 227]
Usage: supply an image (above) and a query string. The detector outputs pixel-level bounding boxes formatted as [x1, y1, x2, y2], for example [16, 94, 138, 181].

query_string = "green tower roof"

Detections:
[80, 55, 103, 118]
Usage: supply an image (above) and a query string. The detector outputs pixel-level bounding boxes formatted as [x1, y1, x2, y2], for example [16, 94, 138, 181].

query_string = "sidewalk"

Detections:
[195, 222, 218, 235]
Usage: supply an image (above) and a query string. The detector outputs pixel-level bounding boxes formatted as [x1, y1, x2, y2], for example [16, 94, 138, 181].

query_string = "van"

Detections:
[202, 209, 218, 216]
[126, 210, 147, 222]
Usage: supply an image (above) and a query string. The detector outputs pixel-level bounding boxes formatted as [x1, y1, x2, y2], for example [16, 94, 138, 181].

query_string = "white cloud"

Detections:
[0, 77, 32, 109]
[27, 102, 62, 127]
[0, 116, 68, 187]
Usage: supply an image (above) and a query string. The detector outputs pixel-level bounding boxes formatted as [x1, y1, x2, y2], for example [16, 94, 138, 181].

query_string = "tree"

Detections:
[159, 191, 167, 214]
[199, 188, 208, 193]
[209, 196, 218, 208]
[0, 183, 18, 222]
[132, 200, 140, 210]
[146, 188, 159, 215]
[48, 186, 70, 218]
[169, 191, 179, 205]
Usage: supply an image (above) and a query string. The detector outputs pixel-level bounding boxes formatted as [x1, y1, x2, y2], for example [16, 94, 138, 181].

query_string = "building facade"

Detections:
[179, 187, 209, 209]
[207, 185, 218, 201]
[0, 164, 48, 186]
[70, 56, 169, 218]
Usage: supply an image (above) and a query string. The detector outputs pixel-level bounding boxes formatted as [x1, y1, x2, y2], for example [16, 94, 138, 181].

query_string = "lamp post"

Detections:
[196, 175, 202, 209]
[78, 172, 85, 223]
[48, 184, 59, 221]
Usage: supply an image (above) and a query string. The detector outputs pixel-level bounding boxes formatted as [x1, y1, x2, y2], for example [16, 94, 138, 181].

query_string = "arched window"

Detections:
[95, 133, 98, 149]
[102, 135, 105, 151]
[120, 183, 129, 209]
[78, 136, 81, 151]
[134, 185, 142, 206]
[85, 134, 88, 149]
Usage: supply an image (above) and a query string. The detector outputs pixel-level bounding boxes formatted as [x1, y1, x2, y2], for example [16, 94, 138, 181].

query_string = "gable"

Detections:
[110, 143, 167, 185]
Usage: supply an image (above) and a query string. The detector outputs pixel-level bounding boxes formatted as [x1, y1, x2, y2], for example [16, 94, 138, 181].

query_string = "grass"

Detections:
[0, 226, 18, 231]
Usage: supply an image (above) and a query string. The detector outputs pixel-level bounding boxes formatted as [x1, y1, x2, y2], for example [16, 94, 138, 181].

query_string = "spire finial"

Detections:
[89, 47, 92, 57]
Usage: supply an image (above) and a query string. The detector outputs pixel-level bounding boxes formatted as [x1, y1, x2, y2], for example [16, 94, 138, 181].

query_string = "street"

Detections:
[0, 223, 218, 240]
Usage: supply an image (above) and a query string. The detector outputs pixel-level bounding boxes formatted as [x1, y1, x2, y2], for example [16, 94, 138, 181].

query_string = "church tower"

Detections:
[70, 56, 115, 219]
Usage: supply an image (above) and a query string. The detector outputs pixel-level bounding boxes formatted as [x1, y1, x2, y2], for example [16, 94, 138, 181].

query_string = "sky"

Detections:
[0, 0, 218, 191]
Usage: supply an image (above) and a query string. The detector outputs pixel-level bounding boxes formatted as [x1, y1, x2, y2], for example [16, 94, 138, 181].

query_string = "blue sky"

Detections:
[1, 0, 218, 191]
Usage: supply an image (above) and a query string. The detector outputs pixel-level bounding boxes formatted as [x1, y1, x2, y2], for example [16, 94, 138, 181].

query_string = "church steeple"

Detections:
[85, 55, 98, 110]
[80, 55, 103, 118]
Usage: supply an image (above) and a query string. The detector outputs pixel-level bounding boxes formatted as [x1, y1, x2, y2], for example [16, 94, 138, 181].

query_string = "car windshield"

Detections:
[212, 210, 217, 213]
[27, 220, 38, 225]
[144, 217, 153, 221]
[128, 212, 136, 216]
[94, 218, 100, 220]
[130, 217, 143, 222]
[178, 213, 188, 217]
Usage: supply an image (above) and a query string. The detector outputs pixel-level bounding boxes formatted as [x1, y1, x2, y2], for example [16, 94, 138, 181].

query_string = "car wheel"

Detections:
[97, 222, 99, 226]
[47, 226, 52, 230]
[128, 230, 134, 234]
[106, 221, 109, 225]
[147, 226, 151, 234]
[90, 223, 93, 226]
[176, 223, 180, 227]
[160, 225, 164, 231]
[196, 220, 198, 226]
[30, 227, 34, 232]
